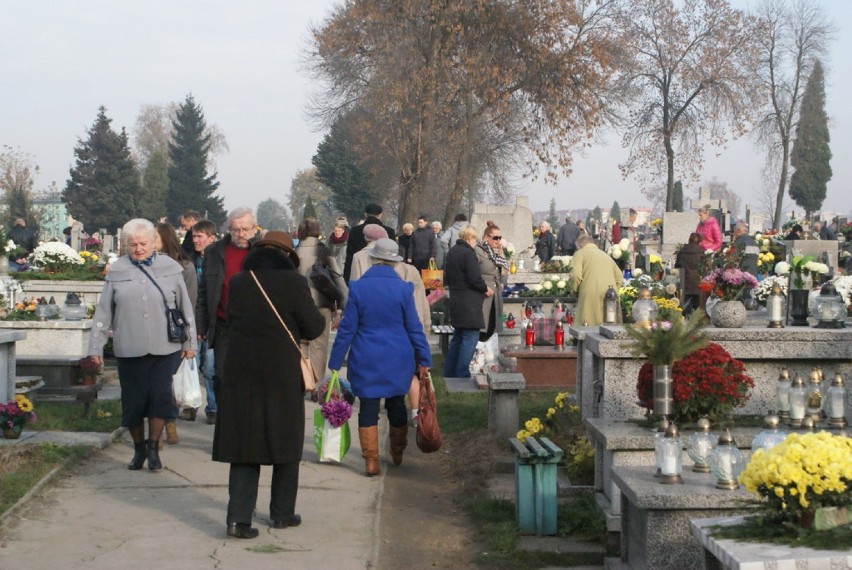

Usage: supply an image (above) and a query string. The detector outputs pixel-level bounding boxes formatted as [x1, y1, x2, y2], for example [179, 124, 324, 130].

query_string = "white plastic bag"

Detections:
[173, 358, 202, 409]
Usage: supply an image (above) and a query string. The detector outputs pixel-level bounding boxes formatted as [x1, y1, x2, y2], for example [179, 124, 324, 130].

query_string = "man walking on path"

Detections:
[408, 214, 437, 271]
[196, 207, 259, 425]
[343, 203, 396, 282]
[556, 215, 581, 255]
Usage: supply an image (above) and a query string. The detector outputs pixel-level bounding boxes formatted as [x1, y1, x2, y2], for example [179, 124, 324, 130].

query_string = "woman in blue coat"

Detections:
[328, 238, 432, 476]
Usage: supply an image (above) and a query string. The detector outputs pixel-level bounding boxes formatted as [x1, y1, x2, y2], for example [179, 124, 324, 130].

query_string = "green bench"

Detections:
[508, 436, 564, 536]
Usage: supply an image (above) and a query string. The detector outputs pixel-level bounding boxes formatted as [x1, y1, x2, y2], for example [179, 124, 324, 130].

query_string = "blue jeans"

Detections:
[195, 339, 216, 413]
[443, 328, 480, 378]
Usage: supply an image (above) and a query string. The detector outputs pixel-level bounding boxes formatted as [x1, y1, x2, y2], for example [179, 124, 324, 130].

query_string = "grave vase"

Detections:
[710, 301, 747, 329]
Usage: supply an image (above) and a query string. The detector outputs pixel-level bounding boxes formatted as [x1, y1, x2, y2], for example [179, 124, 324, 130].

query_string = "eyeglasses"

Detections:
[229, 226, 255, 235]
[490, 235, 502, 240]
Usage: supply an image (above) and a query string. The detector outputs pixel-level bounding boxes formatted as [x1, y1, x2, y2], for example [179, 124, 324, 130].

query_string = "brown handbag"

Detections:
[249, 270, 319, 391]
[415, 366, 443, 453]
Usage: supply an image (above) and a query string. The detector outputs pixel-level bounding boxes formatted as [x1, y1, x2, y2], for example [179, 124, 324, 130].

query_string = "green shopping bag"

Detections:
[312, 372, 352, 463]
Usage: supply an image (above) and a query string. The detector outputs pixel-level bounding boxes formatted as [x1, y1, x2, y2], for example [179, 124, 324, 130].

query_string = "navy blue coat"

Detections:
[444, 240, 488, 329]
[328, 264, 431, 398]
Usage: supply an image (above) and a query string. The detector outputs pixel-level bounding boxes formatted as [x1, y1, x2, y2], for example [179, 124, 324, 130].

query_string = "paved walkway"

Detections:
[0, 394, 389, 569]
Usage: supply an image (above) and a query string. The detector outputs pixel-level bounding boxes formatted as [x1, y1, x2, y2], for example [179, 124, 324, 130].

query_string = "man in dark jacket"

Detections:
[732, 222, 759, 277]
[443, 225, 493, 378]
[196, 207, 260, 424]
[343, 203, 396, 282]
[556, 216, 581, 255]
[408, 214, 438, 271]
[8, 218, 38, 254]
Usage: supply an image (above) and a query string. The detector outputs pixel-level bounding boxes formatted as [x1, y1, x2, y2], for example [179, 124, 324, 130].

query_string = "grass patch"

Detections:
[0, 444, 89, 515]
[31, 400, 122, 432]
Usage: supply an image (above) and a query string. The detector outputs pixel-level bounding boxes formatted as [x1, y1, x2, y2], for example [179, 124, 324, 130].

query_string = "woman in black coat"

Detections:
[443, 225, 493, 378]
[212, 231, 325, 539]
[674, 232, 704, 315]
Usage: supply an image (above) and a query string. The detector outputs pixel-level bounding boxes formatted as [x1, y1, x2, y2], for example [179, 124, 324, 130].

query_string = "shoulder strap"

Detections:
[138, 265, 171, 309]
[249, 270, 302, 353]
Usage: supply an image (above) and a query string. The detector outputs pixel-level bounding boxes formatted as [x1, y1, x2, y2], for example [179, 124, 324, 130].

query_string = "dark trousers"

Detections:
[212, 319, 230, 407]
[358, 395, 407, 428]
[227, 462, 300, 525]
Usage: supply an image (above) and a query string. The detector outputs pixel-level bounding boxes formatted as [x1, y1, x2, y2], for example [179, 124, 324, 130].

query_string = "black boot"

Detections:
[146, 440, 162, 471]
[128, 441, 147, 470]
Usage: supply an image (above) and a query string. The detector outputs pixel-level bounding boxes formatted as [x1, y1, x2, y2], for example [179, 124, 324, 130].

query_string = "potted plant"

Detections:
[0, 395, 37, 439]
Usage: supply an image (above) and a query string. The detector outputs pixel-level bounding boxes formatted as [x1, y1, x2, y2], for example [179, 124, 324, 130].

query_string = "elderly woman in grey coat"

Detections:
[88, 219, 196, 472]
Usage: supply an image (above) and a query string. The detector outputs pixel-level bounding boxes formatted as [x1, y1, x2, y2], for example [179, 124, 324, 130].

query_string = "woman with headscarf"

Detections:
[328, 238, 432, 477]
[212, 231, 325, 539]
[88, 219, 196, 472]
[477, 221, 507, 341]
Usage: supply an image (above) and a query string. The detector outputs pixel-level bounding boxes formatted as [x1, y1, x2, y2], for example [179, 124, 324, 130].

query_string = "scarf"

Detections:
[480, 241, 509, 271]
[129, 252, 157, 267]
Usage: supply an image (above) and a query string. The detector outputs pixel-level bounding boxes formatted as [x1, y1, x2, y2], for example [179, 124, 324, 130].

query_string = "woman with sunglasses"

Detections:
[476, 221, 508, 342]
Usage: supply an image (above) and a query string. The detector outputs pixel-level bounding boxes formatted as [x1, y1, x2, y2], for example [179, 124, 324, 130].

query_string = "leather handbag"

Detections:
[415, 366, 442, 453]
[138, 266, 189, 343]
[249, 270, 319, 391]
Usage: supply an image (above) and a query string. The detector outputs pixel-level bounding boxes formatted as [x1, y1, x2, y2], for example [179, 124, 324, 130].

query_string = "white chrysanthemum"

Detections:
[543, 281, 553, 290]
[813, 263, 829, 275]
[610, 246, 622, 259]
[556, 280, 566, 289]
[619, 238, 630, 250]
[30, 242, 84, 268]
[665, 283, 677, 295]
[531, 284, 542, 292]
[774, 261, 790, 275]
[633, 268, 643, 277]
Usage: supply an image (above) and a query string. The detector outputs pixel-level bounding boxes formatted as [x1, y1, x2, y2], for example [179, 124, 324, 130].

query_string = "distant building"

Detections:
[32, 191, 68, 242]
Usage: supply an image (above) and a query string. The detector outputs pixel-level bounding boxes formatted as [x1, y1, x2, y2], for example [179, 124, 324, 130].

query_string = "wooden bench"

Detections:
[508, 436, 564, 536]
[16, 354, 85, 396]
[430, 325, 455, 356]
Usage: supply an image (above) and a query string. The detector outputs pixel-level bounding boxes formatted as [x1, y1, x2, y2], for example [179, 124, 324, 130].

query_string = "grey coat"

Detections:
[88, 254, 196, 357]
[476, 244, 504, 337]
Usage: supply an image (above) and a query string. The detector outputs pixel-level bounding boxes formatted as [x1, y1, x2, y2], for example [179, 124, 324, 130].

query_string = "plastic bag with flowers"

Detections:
[1, 394, 36, 437]
[30, 242, 84, 272]
[738, 432, 852, 531]
[313, 371, 352, 463]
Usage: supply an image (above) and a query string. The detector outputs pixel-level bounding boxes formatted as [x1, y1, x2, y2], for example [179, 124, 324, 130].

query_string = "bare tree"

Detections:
[614, 0, 763, 212]
[751, 0, 833, 230]
[0, 146, 39, 228]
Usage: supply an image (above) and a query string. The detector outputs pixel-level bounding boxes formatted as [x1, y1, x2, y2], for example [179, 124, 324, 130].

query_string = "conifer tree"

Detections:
[167, 95, 225, 223]
[789, 61, 832, 217]
[63, 106, 140, 232]
[303, 195, 318, 220]
[610, 201, 621, 225]
[547, 198, 559, 230]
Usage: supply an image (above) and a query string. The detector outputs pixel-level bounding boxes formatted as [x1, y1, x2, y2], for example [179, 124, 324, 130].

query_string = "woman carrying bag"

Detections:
[328, 238, 432, 477]
[212, 231, 325, 539]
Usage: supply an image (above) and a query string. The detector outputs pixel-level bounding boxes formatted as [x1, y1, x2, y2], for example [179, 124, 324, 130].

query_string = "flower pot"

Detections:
[788, 289, 811, 326]
[3, 427, 22, 439]
[710, 301, 747, 328]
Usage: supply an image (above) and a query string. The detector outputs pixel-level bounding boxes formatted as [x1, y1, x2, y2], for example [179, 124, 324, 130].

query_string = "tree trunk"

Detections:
[665, 134, 676, 212]
[443, 91, 475, 227]
[773, 139, 790, 230]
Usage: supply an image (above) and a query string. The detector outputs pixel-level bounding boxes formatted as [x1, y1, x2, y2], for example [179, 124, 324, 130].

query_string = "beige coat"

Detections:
[569, 243, 623, 327]
[350, 244, 431, 333]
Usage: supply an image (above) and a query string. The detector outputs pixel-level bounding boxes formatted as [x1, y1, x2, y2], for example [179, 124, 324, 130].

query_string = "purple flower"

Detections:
[660, 321, 672, 331]
[321, 398, 353, 428]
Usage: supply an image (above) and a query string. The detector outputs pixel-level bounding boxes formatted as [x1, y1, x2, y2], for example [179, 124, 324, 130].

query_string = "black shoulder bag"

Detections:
[310, 244, 343, 306]
[138, 265, 190, 343]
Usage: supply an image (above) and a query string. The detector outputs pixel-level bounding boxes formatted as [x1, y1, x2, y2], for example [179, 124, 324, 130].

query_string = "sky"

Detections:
[2, 0, 850, 222]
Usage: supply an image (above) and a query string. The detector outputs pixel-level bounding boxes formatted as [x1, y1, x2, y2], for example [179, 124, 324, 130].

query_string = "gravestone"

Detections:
[688, 186, 725, 211]
[660, 212, 695, 260]
[471, 195, 534, 255]
[744, 206, 768, 233]
[785, 240, 840, 274]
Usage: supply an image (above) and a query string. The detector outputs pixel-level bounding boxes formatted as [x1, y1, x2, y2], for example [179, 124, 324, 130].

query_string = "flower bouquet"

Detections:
[502, 240, 515, 260]
[738, 432, 852, 530]
[624, 309, 707, 365]
[521, 275, 574, 298]
[608, 239, 631, 267]
[636, 343, 754, 423]
[319, 374, 353, 428]
[699, 267, 758, 301]
[1, 395, 36, 436]
[774, 256, 829, 289]
[751, 275, 788, 306]
[539, 255, 571, 273]
[30, 242, 84, 272]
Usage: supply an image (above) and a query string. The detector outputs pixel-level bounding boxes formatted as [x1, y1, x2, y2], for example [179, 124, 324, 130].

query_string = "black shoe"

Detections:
[128, 441, 147, 470]
[227, 522, 259, 539]
[146, 440, 162, 471]
[270, 514, 301, 529]
[179, 408, 197, 421]
[206, 412, 217, 425]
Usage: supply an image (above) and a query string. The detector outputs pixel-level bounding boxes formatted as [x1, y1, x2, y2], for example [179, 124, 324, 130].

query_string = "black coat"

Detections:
[444, 240, 487, 329]
[343, 216, 396, 282]
[675, 243, 704, 295]
[212, 265, 325, 465]
[535, 231, 556, 262]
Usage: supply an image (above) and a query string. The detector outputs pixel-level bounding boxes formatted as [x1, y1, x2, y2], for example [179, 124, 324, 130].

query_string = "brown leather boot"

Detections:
[389, 425, 408, 466]
[358, 426, 381, 477]
[165, 420, 179, 444]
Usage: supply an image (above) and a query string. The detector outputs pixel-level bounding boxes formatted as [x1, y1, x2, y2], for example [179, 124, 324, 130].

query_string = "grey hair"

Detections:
[698, 204, 711, 215]
[121, 218, 156, 246]
[431, 221, 442, 231]
[227, 207, 255, 227]
[576, 234, 594, 249]
[734, 221, 749, 233]
[539, 221, 551, 231]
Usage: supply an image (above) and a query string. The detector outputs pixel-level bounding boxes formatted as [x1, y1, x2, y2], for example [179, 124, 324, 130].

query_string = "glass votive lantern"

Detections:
[35, 301, 50, 321]
[687, 417, 717, 473]
[766, 282, 785, 328]
[828, 373, 848, 428]
[631, 288, 658, 329]
[806, 367, 823, 422]
[788, 374, 806, 427]
[751, 413, 787, 452]
[811, 283, 846, 329]
[709, 429, 744, 490]
[61, 292, 88, 320]
[653, 416, 670, 478]
[603, 285, 619, 324]
[554, 321, 565, 351]
[659, 422, 683, 484]
[776, 367, 791, 419]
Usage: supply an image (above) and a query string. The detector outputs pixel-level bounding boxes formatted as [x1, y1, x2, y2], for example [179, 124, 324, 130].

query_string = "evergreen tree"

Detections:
[256, 198, 292, 231]
[547, 198, 559, 230]
[672, 181, 684, 212]
[610, 201, 621, 225]
[138, 150, 169, 221]
[303, 195, 318, 220]
[167, 95, 225, 224]
[312, 117, 377, 222]
[789, 61, 832, 218]
[63, 106, 140, 232]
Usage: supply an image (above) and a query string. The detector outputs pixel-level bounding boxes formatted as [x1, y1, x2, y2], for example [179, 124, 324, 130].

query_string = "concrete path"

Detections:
[0, 399, 385, 569]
